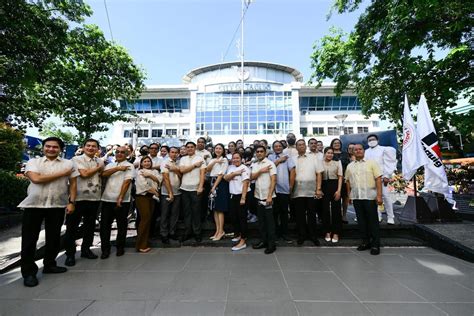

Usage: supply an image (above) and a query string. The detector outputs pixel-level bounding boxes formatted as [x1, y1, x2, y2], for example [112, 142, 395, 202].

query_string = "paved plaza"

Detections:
[0, 246, 473, 315]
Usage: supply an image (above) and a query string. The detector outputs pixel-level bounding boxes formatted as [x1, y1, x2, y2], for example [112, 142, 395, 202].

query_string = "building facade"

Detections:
[113, 61, 382, 146]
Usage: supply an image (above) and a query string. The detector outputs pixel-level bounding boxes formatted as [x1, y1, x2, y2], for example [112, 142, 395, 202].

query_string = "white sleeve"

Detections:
[383, 147, 397, 178]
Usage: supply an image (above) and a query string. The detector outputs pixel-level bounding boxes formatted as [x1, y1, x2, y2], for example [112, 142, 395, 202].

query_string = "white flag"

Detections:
[416, 94, 449, 196]
[402, 94, 428, 180]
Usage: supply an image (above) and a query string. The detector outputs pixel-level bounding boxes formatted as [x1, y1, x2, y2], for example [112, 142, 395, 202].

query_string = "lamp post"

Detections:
[334, 114, 348, 136]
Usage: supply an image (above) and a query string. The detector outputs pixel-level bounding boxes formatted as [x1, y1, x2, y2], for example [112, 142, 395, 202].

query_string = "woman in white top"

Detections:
[224, 152, 251, 251]
[321, 147, 343, 243]
[206, 144, 230, 241]
[135, 156, 162, 253]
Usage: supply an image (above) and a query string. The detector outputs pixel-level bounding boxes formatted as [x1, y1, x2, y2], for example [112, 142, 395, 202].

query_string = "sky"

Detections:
[28, 0, 367, 142]
[84, 0, 365, 85]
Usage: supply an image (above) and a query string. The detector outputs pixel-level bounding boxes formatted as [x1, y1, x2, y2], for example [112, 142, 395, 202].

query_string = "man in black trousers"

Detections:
[19, 137, 79, 287]
[345, 144, 383, 255]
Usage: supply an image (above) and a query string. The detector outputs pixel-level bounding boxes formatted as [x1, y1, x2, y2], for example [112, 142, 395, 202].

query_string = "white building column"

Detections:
[291, 82, 302, 136]
[189, 84, 198, 138]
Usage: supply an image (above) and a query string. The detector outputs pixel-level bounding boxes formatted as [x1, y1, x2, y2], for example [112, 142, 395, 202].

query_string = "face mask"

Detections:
[287, 138, 296, 146]
[368, 140, 378, 148]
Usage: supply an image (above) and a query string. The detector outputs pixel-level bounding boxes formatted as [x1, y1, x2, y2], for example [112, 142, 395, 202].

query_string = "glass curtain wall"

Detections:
[196, 91, 293, 136]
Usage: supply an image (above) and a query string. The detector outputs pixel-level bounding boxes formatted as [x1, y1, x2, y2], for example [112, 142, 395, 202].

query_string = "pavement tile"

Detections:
[317, 253, 379, 272]
[135, 252, 194, 271]
[185, 253, 233, 271]
[227, 270, 291, 301]
[295, 302, 371, 316]
[434, 303, 474, 316]
[284, 271, 357, 301]
[80, 300, 158, 316]
[356, 253, 432, 273]
[229, 253, 279, 271]
[335, 271, 426, 302]
[225, 300, 298, 316]
[365, 302, 448, 316]
[0, 299, 92, 316]
[275, 253, 331, 271]
[161, 270, 230, 301]
[389, 272, 474, 302]
[153, 301, 226, 316]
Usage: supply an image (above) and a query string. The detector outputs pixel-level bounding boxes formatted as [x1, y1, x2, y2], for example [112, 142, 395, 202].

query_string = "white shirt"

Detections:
[308, 151, 324, 162]
[72, 154, 104, 201]
[283, 146, 298, 159]
[18, 157, 79, 208]
[292, 154, 324, 198]
[161, 159, 181, 196]
[180, 155, 206, 191]
[209, 157, 229, 177]
[195, 149, 212, 165]
[101, 160, 134, 203]
[150, 155, 164, 170]
[135, 169, 161, 195]
[226, 165, 251, 195]
[364, 145, 397, 179]
[251, 158, 277, 200]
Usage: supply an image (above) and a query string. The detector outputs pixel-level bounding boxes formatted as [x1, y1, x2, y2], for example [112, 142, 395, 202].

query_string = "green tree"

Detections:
[37, 25, 145, 144]
[38, 122, 77, 145]
[310, 0, 473, 137]
[0, 0, 92, 127]
[0, 124, 25, 172]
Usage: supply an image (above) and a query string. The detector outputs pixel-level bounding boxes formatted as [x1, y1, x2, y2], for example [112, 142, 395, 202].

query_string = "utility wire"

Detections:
[104, 0, 114, 42]
[221, 1, 251, 62]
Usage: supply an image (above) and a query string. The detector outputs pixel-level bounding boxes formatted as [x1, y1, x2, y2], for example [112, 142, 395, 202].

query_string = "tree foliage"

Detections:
[38, 122, 77, 145]
[0, 0, 92, 127]
[0, 124, 25, 172]
[37, 25, 145, 144]
[310, 0, 473, 137]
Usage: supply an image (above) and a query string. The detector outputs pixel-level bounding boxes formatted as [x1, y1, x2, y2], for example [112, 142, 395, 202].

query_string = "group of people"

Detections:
[18, 132, 397, 287]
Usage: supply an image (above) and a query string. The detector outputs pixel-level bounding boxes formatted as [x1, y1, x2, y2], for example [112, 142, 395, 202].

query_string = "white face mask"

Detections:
[368, 140, 378, 148]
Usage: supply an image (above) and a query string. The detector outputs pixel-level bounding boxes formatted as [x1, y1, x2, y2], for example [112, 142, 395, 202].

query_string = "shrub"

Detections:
[0, 124, 24, 172]
[0, 171, 29, 211]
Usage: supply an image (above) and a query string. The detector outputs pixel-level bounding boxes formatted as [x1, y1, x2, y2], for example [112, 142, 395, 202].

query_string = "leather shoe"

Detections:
[23, 275, 39, 287]
[180, 234, 192, 243]
[116, 248, 125, 256]
[297, 239, 304, 246]
[101, 251, 110, 259]
[43, 266, 67, 274]
[312, 238, 320, 246]
[161, 237, 170, 244]
[64, 256, 76, 267]
[252, 242, 266, 249]
[81, 250, 98, 259]
[264, 247, 276, 254]
[370, 247, 380, 255]
[169, 234, 178, 240]
[357, 243, 371, 251]
[195, 236, 202, 243]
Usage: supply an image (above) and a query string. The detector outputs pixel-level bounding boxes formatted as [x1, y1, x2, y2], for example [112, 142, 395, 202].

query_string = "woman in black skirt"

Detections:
[206, 143, 230, 241]
[322, 147, 343, 243]
[224, 152, 250, 251]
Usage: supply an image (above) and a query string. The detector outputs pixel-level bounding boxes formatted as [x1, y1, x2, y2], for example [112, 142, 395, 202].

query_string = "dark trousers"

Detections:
[181, 190, 202, 237]
[100, 202, 130, 252]
[248, 183, 257, 215]
[135, 195, 155, 250]
[148, 198, 161, 238]
[160, 194, 181, 237]
[273, 193, 289, 237]
[230, 194, 248, 239]
[322, 180, 342, 235]
[21, 208, 65, 277]
[294, 197, 318, 240]
[200, 178, 211, 221]
[65, 200, 99, 256]
[353, 199, 380, 247]
[257, 200, 276, 248]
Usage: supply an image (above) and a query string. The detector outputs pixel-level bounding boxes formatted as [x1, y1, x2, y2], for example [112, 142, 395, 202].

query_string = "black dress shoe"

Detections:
[101, 251, 110, 259]
[162, 237, 170, 244]
[116, 248, 125, 256]
[43, 266, 68, 274]
[252, 242, 267, 249]
[180, 234, 191, 243]
[23, 275, 39, 287]
[357, 243, 371, 251]
[81, 250, 98, 259]
[297, 239, 305, 246]
[312, 238, 320, 246]
[64, 256, 76, 267]
[281, 235, 293, 243]
[195, 236, 202, 243]
[370, 247, 380, 255]
[264, 247, 276, 254]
